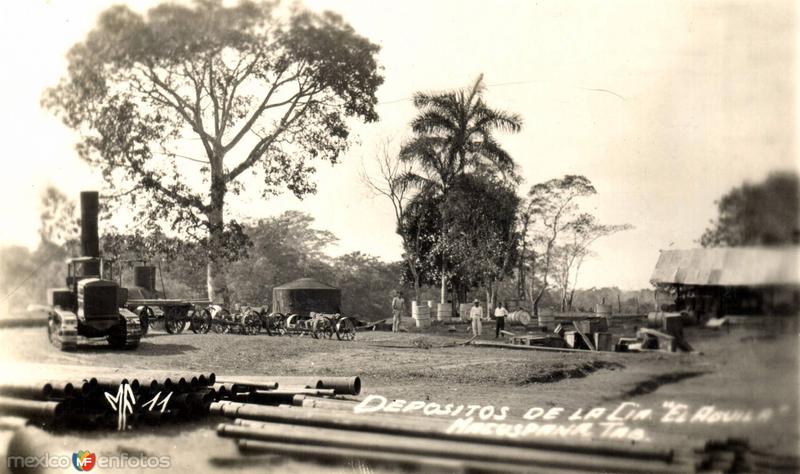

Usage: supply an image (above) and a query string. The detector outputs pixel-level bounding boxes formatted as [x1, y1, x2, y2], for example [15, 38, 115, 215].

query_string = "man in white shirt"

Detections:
[494, 302, 508, 338]
[469, 299, 483, 336]
[391, 291, 405, 332]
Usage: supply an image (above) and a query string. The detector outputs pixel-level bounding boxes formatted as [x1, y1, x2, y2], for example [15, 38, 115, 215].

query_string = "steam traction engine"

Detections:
[46, 192, 141, 351]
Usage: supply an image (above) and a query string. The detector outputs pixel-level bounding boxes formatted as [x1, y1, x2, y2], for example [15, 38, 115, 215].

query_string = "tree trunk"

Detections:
[440, 263, 447, 304]
[568, 288, 575, 311]
[486, 277, 497, 316]
[206, 174, 229, 305]
[406, 256, 421, 303]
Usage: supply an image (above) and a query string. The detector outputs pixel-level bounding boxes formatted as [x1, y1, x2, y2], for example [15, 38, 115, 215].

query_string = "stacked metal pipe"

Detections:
[211, 379, 713, 473]
[0, 364, 216, 429]
[212, 376, 361, 406]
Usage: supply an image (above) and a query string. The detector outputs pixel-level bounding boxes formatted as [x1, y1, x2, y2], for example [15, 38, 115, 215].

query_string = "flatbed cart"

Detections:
[127, 297, 213, 335]
[118, 259, 212, 336]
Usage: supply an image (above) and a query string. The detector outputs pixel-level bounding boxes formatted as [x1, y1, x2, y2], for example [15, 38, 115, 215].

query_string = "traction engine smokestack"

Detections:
[80, 191, 100, 275]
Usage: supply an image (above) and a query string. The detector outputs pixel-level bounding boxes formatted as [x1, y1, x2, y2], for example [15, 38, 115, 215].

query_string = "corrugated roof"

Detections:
[273, 277, 338, 290]
[650, 247, 800, 287]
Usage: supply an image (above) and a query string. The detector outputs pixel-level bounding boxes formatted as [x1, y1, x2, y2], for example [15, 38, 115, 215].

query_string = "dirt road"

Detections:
[0, 321, 796, 472]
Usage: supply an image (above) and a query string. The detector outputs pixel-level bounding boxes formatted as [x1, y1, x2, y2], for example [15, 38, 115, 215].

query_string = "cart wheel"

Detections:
[211, 308, 230, 334]
[137, 306, 154, 337]
[311, 318, 334, 339]
[163, 307, 188, 334]
[265, 313, 282, 336]
[322, 319, 335, 339]
[275, 314, 287, 336]
[191, 307, 212, 334]
[211, 318, 226, 334]
[164, 316, 184, 334]
[243, 310, 261, 335]
[336, 318, 356, 341]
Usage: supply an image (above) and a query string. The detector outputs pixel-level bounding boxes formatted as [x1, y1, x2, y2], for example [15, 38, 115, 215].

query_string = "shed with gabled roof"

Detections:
[649, 246, 800, 317]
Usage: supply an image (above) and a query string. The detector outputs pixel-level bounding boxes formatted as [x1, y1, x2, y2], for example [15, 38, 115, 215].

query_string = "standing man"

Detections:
[391, 291, 405, 333]
[469, 299, 483, 337]
[494, 301, 508, 338]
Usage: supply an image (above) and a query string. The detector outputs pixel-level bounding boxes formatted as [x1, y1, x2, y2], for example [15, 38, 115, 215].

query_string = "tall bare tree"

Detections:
[552, 215, 633, 312]
[360, 138, 423, 301]
[523, 175, 596, 316]
[44, 1, 383, 303]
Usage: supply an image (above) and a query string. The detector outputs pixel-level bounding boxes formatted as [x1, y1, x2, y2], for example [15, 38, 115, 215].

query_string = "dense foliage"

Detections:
[43, 0, 383, 303]
[700, 172, 799, 247]
[398, 76, 522, 303]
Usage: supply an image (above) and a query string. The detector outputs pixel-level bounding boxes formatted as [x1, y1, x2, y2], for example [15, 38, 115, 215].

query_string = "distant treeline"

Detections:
[0, 208, 656, 321]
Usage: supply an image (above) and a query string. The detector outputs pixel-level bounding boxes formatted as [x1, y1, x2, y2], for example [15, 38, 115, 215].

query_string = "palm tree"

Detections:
[399, 74, 522, 304]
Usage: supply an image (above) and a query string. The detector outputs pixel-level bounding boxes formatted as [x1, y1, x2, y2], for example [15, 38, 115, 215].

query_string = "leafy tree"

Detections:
[397, 187, 442, 292]
[522, 175, 596, 315]
[398, 174, 519, 310]
[399, 75, 522, 303]
[226, 211, 338, 304]
[1, 187, 81, 310]
[330, 252, 403, 321]
[224, 213, 402, 321]
[442, 174, 519, 310]
[44, 0, 383, 303]
[700, 171, 799, 247]
[38, 186, 79, 247]
[101, 230, 209, 297]
[552, 215, 632, 312]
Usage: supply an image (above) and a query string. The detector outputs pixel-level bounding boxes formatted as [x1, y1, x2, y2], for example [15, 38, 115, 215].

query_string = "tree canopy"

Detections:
[44, 0, 383, 302]
[700, 171, 799, 247]
[397, 75, 522, 303]
[398, 173, 519, 306]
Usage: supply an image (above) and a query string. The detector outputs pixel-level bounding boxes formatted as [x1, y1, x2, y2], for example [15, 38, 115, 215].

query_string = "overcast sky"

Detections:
[0, 0, 796, 289]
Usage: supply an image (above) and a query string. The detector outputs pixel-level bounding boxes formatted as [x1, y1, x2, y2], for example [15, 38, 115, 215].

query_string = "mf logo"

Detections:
[72, 450, 96, 471]
[104, 383, 136, 431]
[104, 382, 173, 431]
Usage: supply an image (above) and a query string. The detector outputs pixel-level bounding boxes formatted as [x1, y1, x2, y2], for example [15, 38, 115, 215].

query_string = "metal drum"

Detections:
[508, 309, 531, 326]
[436, 303, 452, 321]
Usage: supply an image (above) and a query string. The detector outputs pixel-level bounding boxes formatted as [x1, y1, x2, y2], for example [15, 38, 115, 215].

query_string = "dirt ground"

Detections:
[0, 318, 797, 473]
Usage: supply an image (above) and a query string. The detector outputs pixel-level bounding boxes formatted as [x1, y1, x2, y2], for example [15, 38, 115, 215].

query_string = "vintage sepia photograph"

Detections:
[0, 0, 797, 472]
